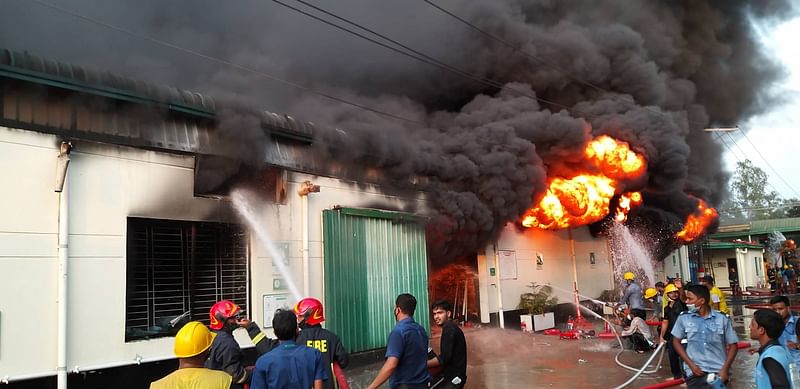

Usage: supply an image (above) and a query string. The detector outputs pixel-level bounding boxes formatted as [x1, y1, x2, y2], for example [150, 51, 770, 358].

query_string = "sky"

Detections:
[729, 17, 800, 200]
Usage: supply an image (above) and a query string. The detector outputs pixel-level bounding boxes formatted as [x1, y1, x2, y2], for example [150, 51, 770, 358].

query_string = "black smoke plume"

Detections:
[2, 0, 795, 261]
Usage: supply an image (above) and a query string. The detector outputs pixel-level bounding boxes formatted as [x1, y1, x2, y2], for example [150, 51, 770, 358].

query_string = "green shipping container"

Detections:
[323, 207, 430, 353]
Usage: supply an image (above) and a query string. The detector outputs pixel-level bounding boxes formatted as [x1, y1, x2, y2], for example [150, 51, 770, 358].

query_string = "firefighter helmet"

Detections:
[664, 284, 679, 294]
[174, 321, 216, 358]
[623, 272, 635, 280]
[209, 300, 241, 330]
[644, 287, 658, 299]
[294, 297, 325, 326]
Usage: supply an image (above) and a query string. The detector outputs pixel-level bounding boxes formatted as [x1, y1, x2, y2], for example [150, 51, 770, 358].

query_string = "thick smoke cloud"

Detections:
[2, 0, 795, 261]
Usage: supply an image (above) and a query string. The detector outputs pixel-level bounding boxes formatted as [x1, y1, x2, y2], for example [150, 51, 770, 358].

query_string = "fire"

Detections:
[521, 175, 615, 229]
[585, 135, 646, 180]
[614, 192, 643, 222]
[522, 136, 646, 230]
[675, 198, 719, 242]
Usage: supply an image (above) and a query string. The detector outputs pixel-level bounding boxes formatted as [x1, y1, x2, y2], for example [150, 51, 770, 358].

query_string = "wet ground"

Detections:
[344, 295, 775, 389]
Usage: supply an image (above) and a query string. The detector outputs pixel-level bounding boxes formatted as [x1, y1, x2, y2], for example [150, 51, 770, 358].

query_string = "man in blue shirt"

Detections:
[619, 272, 646, 320]
[672, 284, 739, 388]
[367, 293, 430, 389]
[750, 309, 792, 388]
[771, 295, 800, 369]
[251, 309, 326, 389]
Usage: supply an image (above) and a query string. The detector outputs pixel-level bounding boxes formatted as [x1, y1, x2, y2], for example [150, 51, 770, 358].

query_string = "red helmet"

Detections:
[209, 300, 241, 330]
[294, 297, 325, 326]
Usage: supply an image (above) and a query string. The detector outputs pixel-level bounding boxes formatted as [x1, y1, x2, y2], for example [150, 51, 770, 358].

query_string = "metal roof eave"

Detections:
[0, 64, 215, 120]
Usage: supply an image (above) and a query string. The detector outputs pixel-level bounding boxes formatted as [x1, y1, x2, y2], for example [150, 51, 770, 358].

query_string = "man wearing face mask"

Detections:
[671, 284, 739, 388]
[660, 283, 687, 381]
[367, 293, 430, 389]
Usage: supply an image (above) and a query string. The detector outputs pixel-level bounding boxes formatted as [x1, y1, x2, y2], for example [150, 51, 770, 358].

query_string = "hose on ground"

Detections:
[613, 342, 667, 389]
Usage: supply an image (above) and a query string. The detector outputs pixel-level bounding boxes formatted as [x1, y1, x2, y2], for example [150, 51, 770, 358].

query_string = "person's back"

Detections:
[150, 368, 232, 389]
[297, 324, 349, 389]
[294, 297, 350, 389]
[150, 321, 232, 389]
[252, 342, 325, 389]
[251, 309, 326, 389]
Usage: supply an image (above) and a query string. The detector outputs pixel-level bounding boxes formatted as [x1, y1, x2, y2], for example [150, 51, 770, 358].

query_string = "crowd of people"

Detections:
[149, 293, 467, 389]
[617, 271, 800, 388]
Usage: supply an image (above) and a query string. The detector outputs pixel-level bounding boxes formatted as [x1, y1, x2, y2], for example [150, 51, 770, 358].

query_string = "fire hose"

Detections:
[577, 305, 667, 388]
[612, 342, 666, 389]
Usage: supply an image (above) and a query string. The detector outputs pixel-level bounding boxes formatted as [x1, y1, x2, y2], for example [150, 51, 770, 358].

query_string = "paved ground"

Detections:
[344, 296, 770, 389]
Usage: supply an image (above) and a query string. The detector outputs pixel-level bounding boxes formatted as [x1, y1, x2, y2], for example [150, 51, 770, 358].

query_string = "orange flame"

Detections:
[675, 198, 719, 242]
[615, 192, 643, 222]
[521, 175, 616, 229]
[585, 135, 646, 180]
[522, 136, 646, 230]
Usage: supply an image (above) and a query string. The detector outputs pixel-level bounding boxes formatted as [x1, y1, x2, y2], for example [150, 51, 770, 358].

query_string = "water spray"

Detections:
[231, 189, 303, 301]
[547, 283, 666, 386]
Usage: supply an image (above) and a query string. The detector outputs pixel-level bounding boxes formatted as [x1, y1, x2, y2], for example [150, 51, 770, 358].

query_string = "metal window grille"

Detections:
[125, 218, 248, 341]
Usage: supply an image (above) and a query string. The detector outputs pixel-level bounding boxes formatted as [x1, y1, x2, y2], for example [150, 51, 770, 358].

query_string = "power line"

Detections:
[421, 0, 709, 130]
[28, 0, 424, 125]
[739, 129, 800, 198]
[421, 0, 631, 102]
[713, 131, 784, 196]
[269, 0, 599, 119]
[723, 132, 747, 162]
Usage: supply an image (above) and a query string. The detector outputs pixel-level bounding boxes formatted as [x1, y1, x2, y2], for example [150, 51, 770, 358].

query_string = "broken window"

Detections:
[125, 217, 248, 342]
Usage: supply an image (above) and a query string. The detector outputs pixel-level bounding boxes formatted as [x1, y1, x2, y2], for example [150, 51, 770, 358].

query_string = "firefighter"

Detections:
[644, 287, 660, 321]
[619, 272, 646, 320]
[294, 297, 350, 389]
[205, 300, 279, 388]
[150, 321, 232, 389]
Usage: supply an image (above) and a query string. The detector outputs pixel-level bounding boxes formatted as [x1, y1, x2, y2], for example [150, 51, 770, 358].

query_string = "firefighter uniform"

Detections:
[297, 323, 350, 389]
[205, 322, 279, 388]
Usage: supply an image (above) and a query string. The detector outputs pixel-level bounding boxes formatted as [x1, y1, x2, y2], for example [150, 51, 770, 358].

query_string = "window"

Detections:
[755, 257, 761, 276]
[125, 217, 248, 341]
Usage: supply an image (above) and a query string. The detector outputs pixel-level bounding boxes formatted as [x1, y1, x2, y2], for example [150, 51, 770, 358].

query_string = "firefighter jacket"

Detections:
[297, 323, 350, 389]
[205, 322, 278, 388]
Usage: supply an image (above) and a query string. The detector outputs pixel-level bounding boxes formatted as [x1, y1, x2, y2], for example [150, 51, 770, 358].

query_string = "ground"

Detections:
[345, 297, 766, 389]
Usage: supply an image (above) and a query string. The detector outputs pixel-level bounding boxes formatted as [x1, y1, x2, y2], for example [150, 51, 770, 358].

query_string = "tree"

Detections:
[777, 198, 800, 218]
[727, 159, 783, 221]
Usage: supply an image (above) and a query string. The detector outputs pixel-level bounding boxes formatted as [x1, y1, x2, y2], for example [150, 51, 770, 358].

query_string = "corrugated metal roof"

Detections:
[705, 242, 763, 250]
[710, 217, 800, 240]
[0, 49, 215, 115]
[750, 218, 800, 233]
[0, 48, 346, 177]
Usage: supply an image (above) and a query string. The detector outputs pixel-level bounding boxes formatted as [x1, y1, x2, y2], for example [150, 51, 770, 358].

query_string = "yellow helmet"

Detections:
[623, 272, 635, 280]
[664, 284, 679, 294]
[174, 321, 216, 358]
[644, 287, 658, 299]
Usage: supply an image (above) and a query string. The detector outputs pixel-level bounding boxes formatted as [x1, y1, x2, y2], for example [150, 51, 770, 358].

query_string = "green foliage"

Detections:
[726, 159, 784, 221]
[518, 282, 559, 315]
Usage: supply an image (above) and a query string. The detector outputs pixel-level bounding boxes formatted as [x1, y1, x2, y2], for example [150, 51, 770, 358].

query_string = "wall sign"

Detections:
[498, 250, 517, 280]
[262, 293, 291, 329]
[536, 252, 544, 270]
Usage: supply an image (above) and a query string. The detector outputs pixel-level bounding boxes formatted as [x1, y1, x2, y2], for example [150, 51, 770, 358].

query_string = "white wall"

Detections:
[478, 224, 615, 321]
[0, 126, 426, 379]
[706, 247, 766, 289]
[663, 246, 690, 281]
[247, 173, 425, 336]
